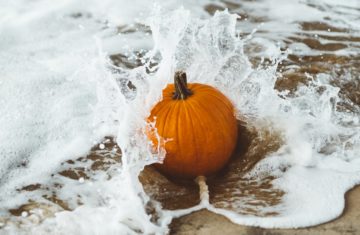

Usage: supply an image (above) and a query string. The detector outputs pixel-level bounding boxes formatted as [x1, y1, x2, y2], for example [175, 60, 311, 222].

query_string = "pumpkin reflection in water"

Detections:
[147, 71, 238, 179]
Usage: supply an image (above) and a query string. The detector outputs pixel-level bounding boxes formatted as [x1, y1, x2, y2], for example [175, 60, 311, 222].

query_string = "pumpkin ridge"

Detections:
[151, 102, 170, 120]
[187, 98, 217, 134]
[188, 100, 215, 174]
[199, 92, 235, 128]
[150, 95, 173, 121]
[174, 101, 184, 174]
[190, 95, 234, 162]
[201, 90, 235, 112]
[184, 102, 200, 175]
[160, 102, 178, 137]
[187, 100, 216, 163]
[211, 100, 237, 151]
[191, 94, 230, 128]
[188, 84, 234, 111]
[154, 102, 175, 142]
[157, 101, 181, 173]
[188, 99, 230, 175]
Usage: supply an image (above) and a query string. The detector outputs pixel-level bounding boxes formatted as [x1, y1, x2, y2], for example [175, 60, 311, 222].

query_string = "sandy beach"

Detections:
[171, 186, 360, 235]
[1, 0, 359, 233]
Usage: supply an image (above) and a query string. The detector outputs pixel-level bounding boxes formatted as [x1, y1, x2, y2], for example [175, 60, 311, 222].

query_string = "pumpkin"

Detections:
[147, 71, 238, 178]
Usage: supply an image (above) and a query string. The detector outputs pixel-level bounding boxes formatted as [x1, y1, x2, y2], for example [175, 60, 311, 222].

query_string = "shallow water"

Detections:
[0, 0, 360, 233]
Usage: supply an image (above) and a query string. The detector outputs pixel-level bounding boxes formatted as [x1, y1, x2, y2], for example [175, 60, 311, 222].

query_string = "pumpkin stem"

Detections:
[173, 71, 193, 100]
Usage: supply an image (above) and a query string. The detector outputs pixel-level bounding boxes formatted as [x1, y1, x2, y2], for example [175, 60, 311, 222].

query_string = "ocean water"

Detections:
[0, 0, 359, 234]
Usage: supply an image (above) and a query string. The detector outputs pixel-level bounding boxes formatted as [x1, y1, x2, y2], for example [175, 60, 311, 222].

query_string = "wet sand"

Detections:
[4, 134, 358, 234]
[170, 186, 360, 235]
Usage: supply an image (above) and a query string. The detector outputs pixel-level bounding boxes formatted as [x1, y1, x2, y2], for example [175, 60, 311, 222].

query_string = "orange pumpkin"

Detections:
[147, 71, 238, 178]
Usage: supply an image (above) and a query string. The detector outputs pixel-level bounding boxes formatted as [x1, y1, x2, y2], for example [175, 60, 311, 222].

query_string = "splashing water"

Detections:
[0, 0, 360, 233]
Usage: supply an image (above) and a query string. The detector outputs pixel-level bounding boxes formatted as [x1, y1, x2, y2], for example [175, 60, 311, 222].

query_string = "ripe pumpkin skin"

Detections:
[148, 72, 238, 179]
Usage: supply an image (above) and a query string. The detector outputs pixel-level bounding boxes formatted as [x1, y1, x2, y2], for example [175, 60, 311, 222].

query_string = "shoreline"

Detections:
[170, 185, 360, 235]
